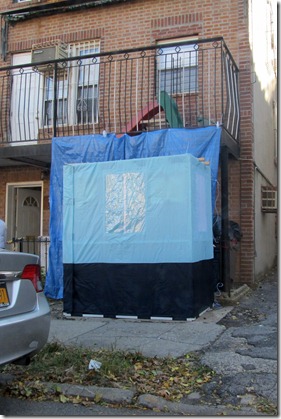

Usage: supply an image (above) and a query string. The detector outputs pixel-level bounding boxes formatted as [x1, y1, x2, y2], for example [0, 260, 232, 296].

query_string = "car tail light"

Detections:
[21, 264, 43, 293]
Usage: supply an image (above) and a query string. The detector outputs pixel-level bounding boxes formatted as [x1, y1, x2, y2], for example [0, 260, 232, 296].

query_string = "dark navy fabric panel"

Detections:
[63, 261, 214, 320]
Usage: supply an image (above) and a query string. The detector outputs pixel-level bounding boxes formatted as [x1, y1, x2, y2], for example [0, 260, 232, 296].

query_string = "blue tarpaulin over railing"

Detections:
[45, 127, 221, 299]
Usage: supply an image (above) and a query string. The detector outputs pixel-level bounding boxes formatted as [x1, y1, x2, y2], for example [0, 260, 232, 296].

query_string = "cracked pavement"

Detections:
[194, 268, 278, 408]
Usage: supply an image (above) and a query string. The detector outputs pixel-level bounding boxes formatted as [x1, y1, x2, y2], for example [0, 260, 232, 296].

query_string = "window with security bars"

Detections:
[43, 40, 100, 126]
[44, 75, 68, 126]
[156, 39, 198, 95]
[261, 186, 277, 212]
[74, 42, 100, 125]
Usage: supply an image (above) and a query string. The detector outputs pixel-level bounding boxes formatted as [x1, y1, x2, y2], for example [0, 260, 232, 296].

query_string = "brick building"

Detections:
[0, 0, 277, 291]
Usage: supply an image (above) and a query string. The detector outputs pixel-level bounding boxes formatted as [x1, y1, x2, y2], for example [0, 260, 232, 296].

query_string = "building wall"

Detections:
[248, 0, 277, 277]
[0, 0, 274, 284]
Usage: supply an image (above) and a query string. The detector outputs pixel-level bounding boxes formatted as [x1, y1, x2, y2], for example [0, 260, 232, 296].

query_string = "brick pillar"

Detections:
[237, 1, 255, 284]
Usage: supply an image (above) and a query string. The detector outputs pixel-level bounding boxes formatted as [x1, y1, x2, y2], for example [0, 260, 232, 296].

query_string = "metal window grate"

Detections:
[261, 186, 277, 212]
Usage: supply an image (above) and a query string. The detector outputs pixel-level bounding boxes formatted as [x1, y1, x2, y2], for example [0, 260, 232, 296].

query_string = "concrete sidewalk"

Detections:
[48, 305, 233, 358]
[46, 303, 264, 415]
[44, 270, 277, 415]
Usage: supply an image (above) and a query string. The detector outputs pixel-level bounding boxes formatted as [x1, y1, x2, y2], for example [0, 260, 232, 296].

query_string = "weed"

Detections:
[1, 343, 214, 401]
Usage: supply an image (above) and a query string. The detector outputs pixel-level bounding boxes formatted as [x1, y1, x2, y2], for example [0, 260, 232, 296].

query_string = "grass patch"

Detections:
[1, 343, 214, 402]
[256, 398, 278, 416]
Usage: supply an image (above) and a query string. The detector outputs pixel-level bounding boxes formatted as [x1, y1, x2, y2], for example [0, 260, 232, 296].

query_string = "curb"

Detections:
[138, 394, 263, 416]
[42, 382, 263, 416]
[216, 284, 251, 304]
[44, 382, 135, 405]
[0, 373, 266, 415]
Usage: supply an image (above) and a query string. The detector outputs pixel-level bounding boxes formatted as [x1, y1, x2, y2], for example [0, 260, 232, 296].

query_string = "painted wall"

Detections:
[248, 0, 277, 276]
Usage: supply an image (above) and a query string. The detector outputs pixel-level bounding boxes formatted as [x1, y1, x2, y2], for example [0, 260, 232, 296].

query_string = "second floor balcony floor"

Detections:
[0, 37, 240, 167]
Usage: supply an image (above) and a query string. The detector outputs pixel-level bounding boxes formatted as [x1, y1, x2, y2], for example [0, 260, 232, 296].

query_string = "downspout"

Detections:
[221, 145, 230, 295]
[1, 16, 8, 61]
[53, 63, 58, 138]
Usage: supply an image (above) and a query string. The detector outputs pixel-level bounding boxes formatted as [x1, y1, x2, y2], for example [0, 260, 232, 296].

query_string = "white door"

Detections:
[10, 53, 42, 142]
[16, 187, 41, 239]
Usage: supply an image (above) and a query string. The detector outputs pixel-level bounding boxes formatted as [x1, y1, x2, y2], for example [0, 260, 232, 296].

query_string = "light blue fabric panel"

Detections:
[124, 127, 221, 211]
[63, 154, 213, 264]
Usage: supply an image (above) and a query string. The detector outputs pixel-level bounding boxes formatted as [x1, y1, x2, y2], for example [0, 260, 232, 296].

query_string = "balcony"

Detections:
[0, 37, 240, 166]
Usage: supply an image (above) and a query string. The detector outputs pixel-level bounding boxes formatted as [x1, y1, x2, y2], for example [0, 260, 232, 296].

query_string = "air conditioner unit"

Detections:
[31, 45, 68, 71]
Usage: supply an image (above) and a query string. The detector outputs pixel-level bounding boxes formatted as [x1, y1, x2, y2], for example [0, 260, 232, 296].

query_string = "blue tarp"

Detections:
[45, 127, 221, 299]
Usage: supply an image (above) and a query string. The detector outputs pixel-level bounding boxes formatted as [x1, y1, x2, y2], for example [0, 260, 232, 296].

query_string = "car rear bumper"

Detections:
[0, 293, 51, 365]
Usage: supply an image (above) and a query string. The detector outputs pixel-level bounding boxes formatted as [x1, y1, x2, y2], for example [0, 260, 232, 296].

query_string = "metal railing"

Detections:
[0, 37, 239, 144]
[6, 237, 50, 274]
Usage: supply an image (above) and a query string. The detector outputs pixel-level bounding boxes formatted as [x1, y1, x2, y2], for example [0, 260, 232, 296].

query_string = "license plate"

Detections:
[0, 282, 9, 307]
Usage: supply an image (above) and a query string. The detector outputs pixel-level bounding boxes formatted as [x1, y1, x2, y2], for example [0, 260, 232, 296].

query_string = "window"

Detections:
[106, 172, 145, 234]
[74, 44, 100, 124]
[44, 75, 68, 126]
[261, 186, 277, 213]
[43, 40, 100, 126]
[157, 39, 198, 95]
[23, 196, 39, 208]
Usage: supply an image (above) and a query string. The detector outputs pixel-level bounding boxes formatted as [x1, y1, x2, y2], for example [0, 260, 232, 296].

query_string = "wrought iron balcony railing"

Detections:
[0, 37, 239, 144]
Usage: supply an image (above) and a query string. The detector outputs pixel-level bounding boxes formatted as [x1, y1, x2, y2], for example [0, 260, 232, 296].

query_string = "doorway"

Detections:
[11, 52, 41, 142]
[6, 182, 43, 249]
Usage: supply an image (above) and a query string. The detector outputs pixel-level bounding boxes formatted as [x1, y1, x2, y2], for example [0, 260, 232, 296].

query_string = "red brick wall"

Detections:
[0, 0, 255, 283]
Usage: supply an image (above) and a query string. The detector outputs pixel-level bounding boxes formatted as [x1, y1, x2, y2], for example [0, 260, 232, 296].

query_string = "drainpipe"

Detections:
[221, 145, 231, 295]
[1, 16, 8, 61]
[53, 63, 58, 138]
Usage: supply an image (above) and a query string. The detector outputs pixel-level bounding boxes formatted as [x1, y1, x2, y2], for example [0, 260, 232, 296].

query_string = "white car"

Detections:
[0, 249, 50, 365]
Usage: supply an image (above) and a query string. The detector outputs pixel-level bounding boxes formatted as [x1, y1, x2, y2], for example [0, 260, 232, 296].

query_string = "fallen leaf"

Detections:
[59, 394, 68, 403]
[94, 393, 102, 403]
